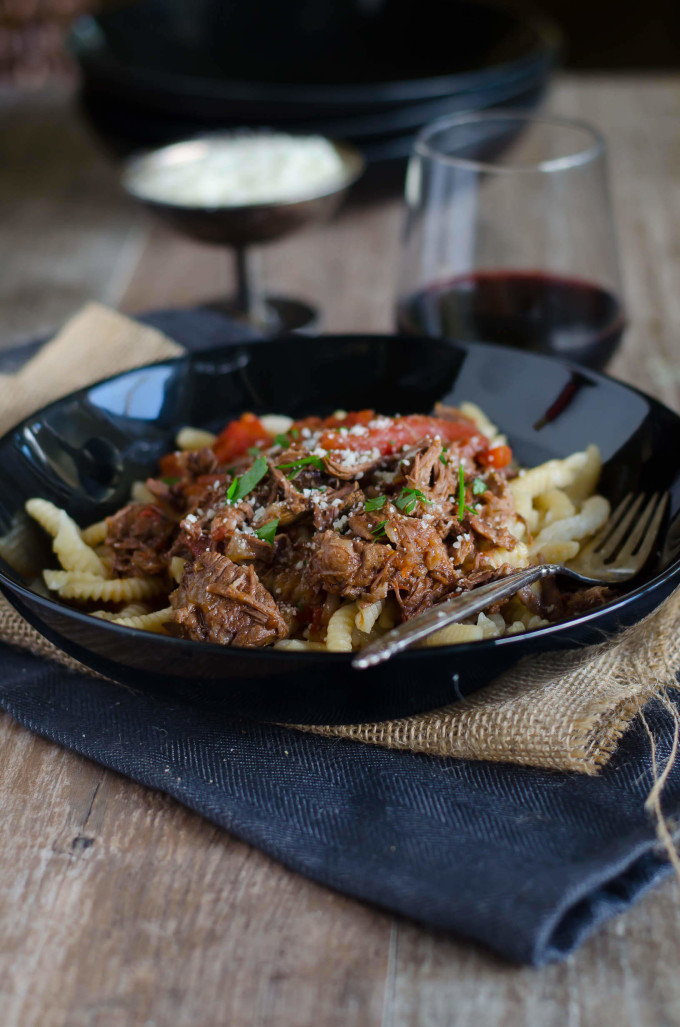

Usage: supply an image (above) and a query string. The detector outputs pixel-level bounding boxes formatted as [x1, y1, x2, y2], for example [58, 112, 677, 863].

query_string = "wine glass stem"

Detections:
[234, 246, 269, 329]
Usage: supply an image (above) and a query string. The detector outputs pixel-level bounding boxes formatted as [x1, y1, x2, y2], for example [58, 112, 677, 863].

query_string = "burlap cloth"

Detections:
[1, 304, 679, 776]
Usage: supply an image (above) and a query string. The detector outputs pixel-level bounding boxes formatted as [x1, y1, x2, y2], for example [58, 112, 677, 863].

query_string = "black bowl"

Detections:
[72, 1, 559, 113]
[1, 333, 679, 725]
[79, 65, 549, 167]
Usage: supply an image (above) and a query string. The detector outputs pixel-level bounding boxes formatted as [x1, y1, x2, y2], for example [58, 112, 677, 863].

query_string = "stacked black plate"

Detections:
[71, 0, 561, 185]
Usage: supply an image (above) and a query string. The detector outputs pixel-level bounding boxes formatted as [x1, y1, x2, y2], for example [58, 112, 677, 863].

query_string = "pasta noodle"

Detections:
[80, 519, 108, 547]
[530, 495, 610, 551]
[176, 426, 217, 451]
[130, 481, 155, 504]
[260, 414, 293, 436]
[326, 602, 359, 652]
[510, 449, 593, 530]
[25, 498, 63, 538]
[43, 570, 164, 602]
[458, 401, 507, 448]
[421, 622, 484, 646]
[53, 511, 106, 577]
[355, 600, 384, 635]
[274, 639, 327, 651]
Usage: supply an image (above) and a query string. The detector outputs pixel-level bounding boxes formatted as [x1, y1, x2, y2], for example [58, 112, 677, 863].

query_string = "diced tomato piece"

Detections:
[289, 410, 375, 435]
[213, 413, 272, 463]
[318, 414, 485, 457]
[478, 444, 513, 469]
[323, 409, 374, 430]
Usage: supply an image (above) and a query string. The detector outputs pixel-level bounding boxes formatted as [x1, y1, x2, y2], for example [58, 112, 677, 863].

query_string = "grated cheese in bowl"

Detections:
[125, 133, 349, 209]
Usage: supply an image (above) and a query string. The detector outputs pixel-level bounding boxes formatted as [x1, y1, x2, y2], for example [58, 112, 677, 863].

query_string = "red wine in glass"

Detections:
[397, 270, 625, 371]
[399, 114, 625, 370]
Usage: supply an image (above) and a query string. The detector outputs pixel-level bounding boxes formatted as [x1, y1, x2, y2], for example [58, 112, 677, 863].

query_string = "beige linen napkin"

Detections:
[1, 304, 678, 775]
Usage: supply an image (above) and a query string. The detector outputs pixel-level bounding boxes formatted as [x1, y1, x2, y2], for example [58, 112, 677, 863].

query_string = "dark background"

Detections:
[525, 0, 680, 67]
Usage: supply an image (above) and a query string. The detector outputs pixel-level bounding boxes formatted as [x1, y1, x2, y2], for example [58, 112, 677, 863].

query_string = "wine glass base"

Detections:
[202, 296, 321, 337]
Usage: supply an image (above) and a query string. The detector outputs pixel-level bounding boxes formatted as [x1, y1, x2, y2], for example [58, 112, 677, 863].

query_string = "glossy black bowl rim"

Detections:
[70, 5, 561, 106]
[1, 333, 679, 666]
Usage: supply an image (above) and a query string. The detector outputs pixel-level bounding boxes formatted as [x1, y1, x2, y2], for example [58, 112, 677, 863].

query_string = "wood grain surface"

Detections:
[1, 75, 679, 1027]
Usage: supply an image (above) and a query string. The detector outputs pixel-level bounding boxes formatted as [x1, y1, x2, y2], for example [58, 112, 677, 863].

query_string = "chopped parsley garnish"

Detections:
[274, 433, 290, 447]
[161, 476, 180, 486]
[290, 428, 300, 439]
[226, 456, 268, 504]
[472, 477, 487, 495]
[247, 445, 261, 456]
[440, 445, 449, 466]
[255, 518, 279, 545]
[457, 465, 478, 519]
[277, 454, 325, 477]
[395, 486, 432, 515]
[365, 495, 387, 512]
[371, 519, 388, 537]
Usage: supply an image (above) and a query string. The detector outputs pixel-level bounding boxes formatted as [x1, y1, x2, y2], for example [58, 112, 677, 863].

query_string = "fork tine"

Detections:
[585, 493, 643, 559]
[617, 492, 668, 565]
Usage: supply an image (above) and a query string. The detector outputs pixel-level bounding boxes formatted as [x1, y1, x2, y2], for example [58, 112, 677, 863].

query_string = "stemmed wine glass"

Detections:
[397, 111, 625, 370]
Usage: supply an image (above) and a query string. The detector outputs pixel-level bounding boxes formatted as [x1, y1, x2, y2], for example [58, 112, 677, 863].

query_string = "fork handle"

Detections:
[352, 564, 562, 669]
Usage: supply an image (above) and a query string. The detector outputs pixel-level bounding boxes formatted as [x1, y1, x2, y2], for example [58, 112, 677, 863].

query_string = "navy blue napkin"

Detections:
[1, 307, 678, 966]
[0, 642, 677, 965]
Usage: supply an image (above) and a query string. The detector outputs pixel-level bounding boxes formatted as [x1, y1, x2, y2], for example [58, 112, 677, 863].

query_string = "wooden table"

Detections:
[1, 75, 679, 1026]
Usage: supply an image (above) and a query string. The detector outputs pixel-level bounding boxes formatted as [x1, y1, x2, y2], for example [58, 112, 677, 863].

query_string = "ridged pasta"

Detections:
[355, 600, 383, 634]
[53, 510, 106, 577]
[112, 607, 173, 633]
[25, 498, 63, 537]
[420, 622, 484, 646]
[534, 488, 576, 527]
[92, 601, 151, 621]
[459, 401, 507, 448]
[274, 639, 327, 652]
[170, 556, 187, 583]
[130, 481, 155, 503]
[80, 519, 108, 546]
[43, 570, 164, 602]
[119, 602, 152, 617]
[176, 426, 217, 451]
[510, 449, 595, 530]
[260, 414, 294, 436]
[529, 495, 610, 553]
[529, 540, 580, 565]
[325, 601, 358, 652]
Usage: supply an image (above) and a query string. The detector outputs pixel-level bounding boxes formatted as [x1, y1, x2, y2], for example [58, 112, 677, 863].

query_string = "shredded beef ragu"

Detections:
[103, 407, 610, 647]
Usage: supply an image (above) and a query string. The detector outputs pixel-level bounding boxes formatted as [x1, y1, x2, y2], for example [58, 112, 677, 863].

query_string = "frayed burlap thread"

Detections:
[1, 302, 679, 776]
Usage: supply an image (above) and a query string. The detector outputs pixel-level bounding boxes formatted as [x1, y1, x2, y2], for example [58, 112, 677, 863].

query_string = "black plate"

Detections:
[72, 1, 559, 111]
[1, 334, 679, 725]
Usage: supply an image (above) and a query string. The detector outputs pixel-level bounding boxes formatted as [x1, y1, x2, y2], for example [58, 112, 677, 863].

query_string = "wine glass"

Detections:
[396, 111, 625, 370]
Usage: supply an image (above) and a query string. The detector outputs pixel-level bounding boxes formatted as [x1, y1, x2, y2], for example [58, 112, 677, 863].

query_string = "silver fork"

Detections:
[352, 492, 669, 669]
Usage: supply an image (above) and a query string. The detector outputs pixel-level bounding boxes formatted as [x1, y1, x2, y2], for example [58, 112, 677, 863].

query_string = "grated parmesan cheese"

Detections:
[126, 133, 348, 209]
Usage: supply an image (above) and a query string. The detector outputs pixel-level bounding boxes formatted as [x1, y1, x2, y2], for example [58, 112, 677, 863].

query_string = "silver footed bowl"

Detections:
[120, 135, 365, 248]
